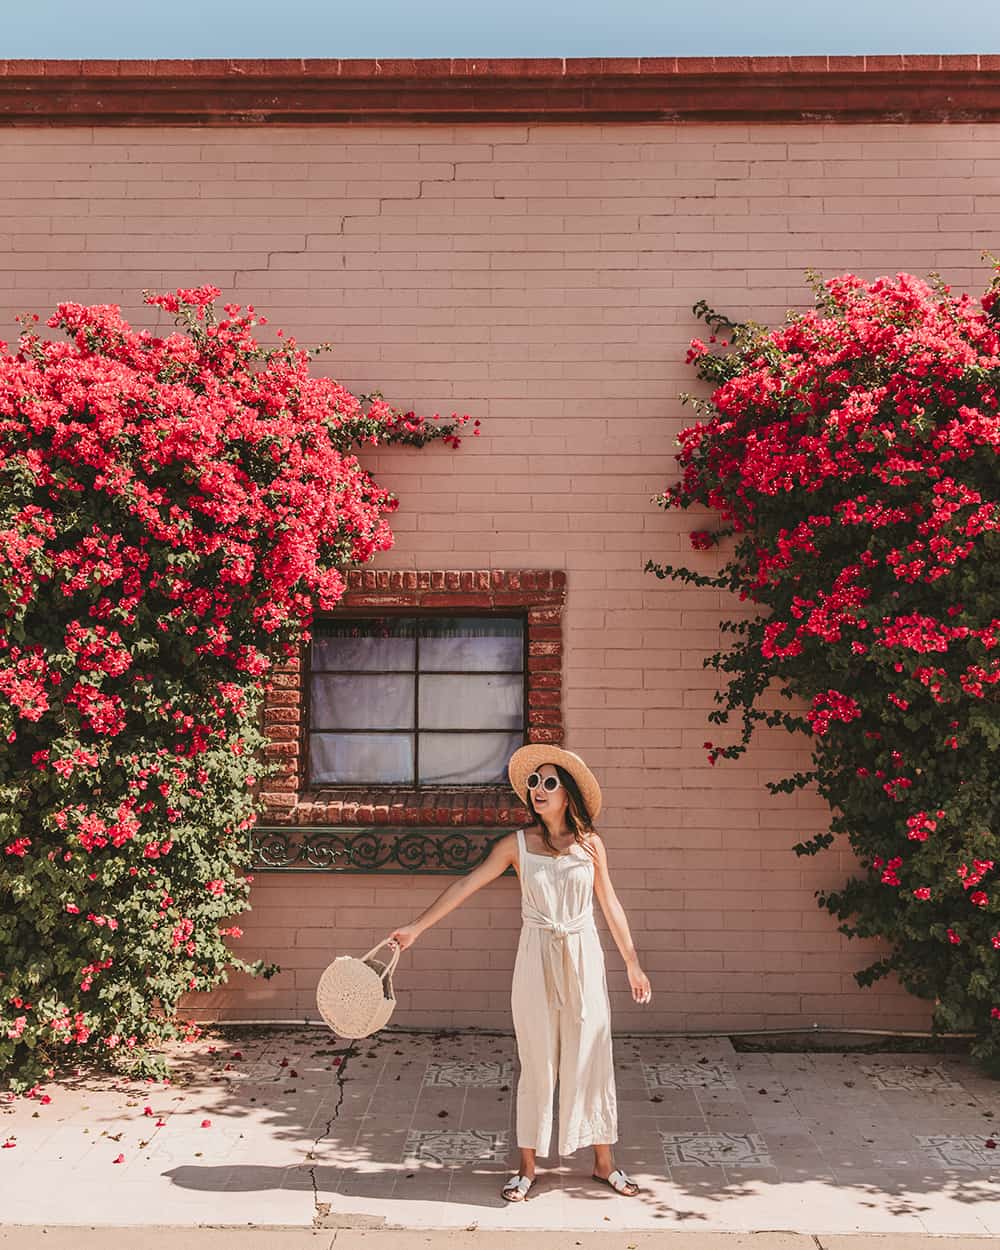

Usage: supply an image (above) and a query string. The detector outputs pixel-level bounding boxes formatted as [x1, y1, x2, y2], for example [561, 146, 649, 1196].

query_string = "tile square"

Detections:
[862, 1063, 966, 1092]
[643, 1060, 738, 1091]
[916, 1133, 1000, 1170]
[659, 1130, 772, 1167]
[422, 1059, 514, 1087]
[403, 1127, 509, 1167]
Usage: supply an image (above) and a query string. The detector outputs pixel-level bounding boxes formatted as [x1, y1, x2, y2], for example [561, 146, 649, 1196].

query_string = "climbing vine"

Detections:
[0, 286, 473, 1092]
[648, 267, 1000, 1072]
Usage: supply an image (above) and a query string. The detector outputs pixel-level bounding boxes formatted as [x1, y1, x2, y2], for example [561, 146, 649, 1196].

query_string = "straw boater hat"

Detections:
[507, 745, 602, 820]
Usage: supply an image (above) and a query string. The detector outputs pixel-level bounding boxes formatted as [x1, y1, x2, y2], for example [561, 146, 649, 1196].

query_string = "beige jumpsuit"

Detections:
[511, 828, 618, 1157]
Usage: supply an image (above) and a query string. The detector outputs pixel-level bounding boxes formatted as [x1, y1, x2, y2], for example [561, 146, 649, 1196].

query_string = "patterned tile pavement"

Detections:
[643, 1060, 739, 1091]
[1, 1027, 999, 1234]
[659, 1130, 773, 1168]
[422, 1060, 514, 1088]
[861, 1063, 967, 1092]
[403, 1128, 510, 1166]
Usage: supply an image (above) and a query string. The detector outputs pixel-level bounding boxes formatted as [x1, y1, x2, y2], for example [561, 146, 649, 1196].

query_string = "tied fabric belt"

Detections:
[521, 899, 596, 1021]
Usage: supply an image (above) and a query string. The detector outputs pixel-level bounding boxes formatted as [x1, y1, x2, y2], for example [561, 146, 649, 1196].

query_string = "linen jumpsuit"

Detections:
[510, 827, 618, 1157]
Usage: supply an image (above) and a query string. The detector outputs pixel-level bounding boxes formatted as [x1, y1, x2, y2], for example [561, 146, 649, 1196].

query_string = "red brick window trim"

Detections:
[259, 570, 565, 828]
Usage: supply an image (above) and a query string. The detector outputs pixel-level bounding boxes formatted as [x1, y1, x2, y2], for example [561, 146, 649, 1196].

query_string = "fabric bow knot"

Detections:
[520, 900, 595, 1021]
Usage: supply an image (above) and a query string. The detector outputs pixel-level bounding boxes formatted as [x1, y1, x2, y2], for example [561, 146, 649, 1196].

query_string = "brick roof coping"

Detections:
[1, 55, 998, 123]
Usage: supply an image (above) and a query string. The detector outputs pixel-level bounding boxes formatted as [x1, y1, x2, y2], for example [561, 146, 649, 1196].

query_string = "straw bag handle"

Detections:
[361, 938, 401, 981]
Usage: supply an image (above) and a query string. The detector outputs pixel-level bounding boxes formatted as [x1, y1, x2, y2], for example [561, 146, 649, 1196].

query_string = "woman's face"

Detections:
[529, 762, 568, 825]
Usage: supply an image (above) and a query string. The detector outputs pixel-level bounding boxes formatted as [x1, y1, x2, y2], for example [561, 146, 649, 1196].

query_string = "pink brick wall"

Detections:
[5, 119, 990, 1032]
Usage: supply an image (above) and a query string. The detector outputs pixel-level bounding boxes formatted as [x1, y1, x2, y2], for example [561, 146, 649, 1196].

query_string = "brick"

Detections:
[419, 591, 492, 608]
[263, 743, 297, 758]
[528, 607, 562, 625]
[263, 707, 298, 723]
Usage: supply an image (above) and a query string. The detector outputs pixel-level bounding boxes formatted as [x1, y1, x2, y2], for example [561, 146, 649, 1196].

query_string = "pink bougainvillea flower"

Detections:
[651, 267, 1000, 1069]
[200, 1120, 212, 1128]
[112, 1153, 125, 1164]
[0, 285, 472, 1094]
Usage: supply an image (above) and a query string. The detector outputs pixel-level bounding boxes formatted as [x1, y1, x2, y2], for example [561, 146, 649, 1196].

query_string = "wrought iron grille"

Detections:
[250, 825, 516, 874]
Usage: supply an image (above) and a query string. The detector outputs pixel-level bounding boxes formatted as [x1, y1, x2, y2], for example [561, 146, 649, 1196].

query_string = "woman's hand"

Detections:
[387, 924, 420, 952]
[627, 959, 652, 1005]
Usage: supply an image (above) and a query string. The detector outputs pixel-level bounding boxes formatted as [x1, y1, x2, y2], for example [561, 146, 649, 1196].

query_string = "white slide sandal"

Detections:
[592, 1167, 639, 1196]
[502, 1173, 535, 1201]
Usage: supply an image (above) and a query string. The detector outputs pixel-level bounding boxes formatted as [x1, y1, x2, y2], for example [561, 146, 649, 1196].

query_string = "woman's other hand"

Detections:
[388, 924, 420, 951]
[627, 959, 652, 1004]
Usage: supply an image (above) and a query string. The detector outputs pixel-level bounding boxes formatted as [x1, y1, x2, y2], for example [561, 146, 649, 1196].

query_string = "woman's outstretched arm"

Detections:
[387, 831, 518, 950]
[590, 833, 652, 1004]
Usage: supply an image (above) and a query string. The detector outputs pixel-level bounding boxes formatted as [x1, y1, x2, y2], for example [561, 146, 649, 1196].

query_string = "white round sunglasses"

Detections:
[526, 772, 562, 793]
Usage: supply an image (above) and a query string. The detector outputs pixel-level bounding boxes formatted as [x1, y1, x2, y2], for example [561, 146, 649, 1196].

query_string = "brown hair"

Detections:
[526, 763, 599, 862]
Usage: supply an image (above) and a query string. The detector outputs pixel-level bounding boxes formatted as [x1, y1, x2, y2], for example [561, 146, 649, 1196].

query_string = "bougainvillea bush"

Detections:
[0, 286, 471, 1093]
[647, 269, 1000, 1072]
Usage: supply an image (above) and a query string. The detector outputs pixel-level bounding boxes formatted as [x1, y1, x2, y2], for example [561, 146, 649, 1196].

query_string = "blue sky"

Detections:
[5, 0, 1000, 58]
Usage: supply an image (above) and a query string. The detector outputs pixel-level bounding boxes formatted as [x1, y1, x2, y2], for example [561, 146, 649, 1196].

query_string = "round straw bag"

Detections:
[315, 938, 401, 1039]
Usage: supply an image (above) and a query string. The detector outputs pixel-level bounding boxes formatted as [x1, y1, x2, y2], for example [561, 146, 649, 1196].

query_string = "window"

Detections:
[254, 569, 565, 864]
[308, 615, 526, 787]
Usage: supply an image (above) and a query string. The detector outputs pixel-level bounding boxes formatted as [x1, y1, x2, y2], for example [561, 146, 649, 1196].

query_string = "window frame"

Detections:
[303, 608, 530, 790]
[254, 569, 566, 858]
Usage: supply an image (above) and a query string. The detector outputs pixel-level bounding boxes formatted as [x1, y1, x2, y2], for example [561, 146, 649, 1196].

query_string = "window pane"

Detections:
[418, 731, 524, 785]
[419, 673, 523, 730]
[310, 674, 414, 730]
[310, 733, 414, 785]
[420, 616, 523, 672]
[312, 618, 416, 672]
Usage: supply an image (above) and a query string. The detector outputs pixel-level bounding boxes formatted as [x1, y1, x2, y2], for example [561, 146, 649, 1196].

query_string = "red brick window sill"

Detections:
[258, 569, 566, 829]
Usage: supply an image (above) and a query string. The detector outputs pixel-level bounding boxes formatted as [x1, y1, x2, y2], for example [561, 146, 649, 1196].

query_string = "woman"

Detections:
[388, 744, 652, 1202]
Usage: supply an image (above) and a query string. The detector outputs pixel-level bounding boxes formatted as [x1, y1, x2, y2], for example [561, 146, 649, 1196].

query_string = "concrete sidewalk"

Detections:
[1, 1026, 998, 1237]
[1, 1232, 999, 1249]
